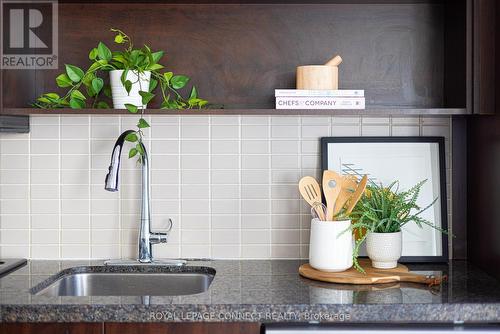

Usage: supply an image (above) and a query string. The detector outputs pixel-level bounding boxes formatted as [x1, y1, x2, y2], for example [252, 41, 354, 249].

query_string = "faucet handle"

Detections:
[150, 232, 168, 244]
[164, 218, 173, 233]
[149, 218, 173, 244]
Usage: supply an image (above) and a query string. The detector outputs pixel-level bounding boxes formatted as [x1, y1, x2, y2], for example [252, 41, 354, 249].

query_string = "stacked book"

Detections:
[275, 89, 365, 110]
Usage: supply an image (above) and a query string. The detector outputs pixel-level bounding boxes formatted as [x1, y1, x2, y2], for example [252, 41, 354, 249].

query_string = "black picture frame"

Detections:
[321, 136, 448, 263]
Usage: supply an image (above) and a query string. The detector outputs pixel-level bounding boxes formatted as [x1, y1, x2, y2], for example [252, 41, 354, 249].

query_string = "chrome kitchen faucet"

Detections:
[104, 130, 185, 266]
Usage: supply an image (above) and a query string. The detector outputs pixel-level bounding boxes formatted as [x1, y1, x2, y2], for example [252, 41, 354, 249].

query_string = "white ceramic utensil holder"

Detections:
[309, 218, 353, 272]
[109, 70, 151, 109]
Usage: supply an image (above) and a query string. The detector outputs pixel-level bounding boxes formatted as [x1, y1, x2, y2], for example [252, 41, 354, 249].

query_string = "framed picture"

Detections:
[321, 137, 448, 263]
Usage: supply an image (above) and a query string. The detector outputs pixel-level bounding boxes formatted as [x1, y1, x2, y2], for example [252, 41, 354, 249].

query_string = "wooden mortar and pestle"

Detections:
[296, 55, 343, 90]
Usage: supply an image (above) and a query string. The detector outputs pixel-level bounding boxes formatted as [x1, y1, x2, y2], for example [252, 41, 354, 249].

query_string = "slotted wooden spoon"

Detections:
[299, 176, 325, 220]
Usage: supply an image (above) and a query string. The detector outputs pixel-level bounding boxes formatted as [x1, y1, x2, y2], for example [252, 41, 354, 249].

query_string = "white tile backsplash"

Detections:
[0, 115, 452, 259]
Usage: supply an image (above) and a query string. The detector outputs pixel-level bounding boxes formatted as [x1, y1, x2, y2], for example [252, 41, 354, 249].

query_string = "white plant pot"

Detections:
[366, 231, 402, 269]
[309, 219, 353, 272]
[109, 70, 151, 109]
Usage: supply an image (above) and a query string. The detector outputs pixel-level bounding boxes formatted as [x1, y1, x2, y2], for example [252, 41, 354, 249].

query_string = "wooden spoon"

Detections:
[322, 170, 343, 221]
[333, 175, 358, 216]
[299, 176, 325, 220]
[345, 175, 368, 215]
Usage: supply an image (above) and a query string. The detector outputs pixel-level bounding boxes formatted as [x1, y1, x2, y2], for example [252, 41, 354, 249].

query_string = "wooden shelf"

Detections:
[1, 108, 468, 116]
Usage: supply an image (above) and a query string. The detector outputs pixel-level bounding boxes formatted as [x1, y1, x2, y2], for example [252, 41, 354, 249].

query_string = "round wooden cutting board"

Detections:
[299, 259, 412, 285]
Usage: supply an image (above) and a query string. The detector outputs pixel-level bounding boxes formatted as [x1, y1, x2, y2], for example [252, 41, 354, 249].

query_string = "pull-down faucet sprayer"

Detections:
[104, 130, 185, 266]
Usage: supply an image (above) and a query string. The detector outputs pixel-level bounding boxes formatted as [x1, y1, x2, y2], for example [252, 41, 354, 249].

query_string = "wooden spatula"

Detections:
[322, 170, 343, 221]
[333, 175, 358, 216]
[345, 175, 368, 215]
[299, 176, 325, 220]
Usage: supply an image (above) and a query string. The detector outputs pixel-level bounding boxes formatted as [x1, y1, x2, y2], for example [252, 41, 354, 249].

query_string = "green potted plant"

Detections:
[349, 180, 449, 272]
[34, 28, 207, 112]
[33, 28, 208, 159]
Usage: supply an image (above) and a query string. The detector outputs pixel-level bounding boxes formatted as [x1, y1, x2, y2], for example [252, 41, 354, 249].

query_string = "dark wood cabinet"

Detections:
[105, 322, 261, 334]
[0, 323, 103, 334]
[0, 322, 261, 334]
[472, 0, 498, 115]
[0, 0, 480, 116]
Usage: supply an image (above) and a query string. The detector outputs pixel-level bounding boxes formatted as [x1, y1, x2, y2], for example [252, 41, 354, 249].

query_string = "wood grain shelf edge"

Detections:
[0, 108, 468, 116]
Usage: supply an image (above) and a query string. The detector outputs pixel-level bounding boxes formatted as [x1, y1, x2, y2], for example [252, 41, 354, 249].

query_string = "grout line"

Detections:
[208, 116, 212, 258]
[389, 116, 393, 136]
[448, 116, 453, 259]
[57, 115, 62, 260]
[238, 116, 242, 259]
[299, 117, 304, 258]
[28, 117, 33, 259]
[268, 116, 272, 259]
[88, 115, 92, 260]
[177, 116, 182, 258]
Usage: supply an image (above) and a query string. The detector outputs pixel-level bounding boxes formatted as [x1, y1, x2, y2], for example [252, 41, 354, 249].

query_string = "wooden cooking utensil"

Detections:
[322, 170, 343, 221]
[299, 259, 444, 286]
[299, 176, 325, 220]
[345, 175, 368, 215]
[333, 175, 358, 216]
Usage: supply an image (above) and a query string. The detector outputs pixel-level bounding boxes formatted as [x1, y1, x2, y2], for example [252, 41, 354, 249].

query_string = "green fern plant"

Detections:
[348, 180, 449, 273]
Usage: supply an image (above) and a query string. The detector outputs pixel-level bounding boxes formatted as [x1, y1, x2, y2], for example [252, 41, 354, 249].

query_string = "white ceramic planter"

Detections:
[366, 231, 402, 269]
[309, 219, 353, 272]
[109, 70, 151, 109]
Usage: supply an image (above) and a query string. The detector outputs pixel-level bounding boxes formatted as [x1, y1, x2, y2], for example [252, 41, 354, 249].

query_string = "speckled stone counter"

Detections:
[1, 260, 500, 323]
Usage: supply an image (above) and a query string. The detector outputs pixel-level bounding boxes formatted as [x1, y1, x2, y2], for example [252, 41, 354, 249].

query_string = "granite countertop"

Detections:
[1, 259, 500, 323]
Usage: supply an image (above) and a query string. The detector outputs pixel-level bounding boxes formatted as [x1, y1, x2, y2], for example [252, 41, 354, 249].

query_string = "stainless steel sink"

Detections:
[32, 266, 215, 297]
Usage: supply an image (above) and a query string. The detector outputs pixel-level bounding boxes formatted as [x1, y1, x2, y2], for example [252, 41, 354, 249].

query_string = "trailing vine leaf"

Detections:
[103, 85, 112, 98]
[114, 34, 125, 44]
[89, 48, 98, 60]
[171, 75, 189, 89]
[124, 103, 138, 114]
[65, 64, 84, 83]
[44, 93, 60, 100]
[124, 80, 132, 95]
[137, 118, 150, 129]
[147, 63, 164, 71]
[136, 143, 144, 155]
[96, 101, 110, 109]
[124, 132, 138, 142]
[120, 69, 129, 85]
[163, 72, 173, 82]
[190, 86, 198, 99]
[148, 78, 158, 92]
[69, 97, 85, 109]
[70, 90, 86, 101]
[91, 77, 104, 94]
[139, 91, 154, 105]
[56, 74, 73, 88]
[97, 42, 112, 61]
[128, 147, 138, 158]
[151, 51, 164, 63]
